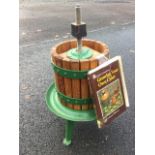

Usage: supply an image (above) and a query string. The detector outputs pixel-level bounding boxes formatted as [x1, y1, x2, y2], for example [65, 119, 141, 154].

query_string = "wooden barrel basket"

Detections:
[51, 39, 109, 111]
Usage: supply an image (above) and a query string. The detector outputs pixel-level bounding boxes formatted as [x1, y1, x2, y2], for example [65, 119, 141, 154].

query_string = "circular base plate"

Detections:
[45, 83, 96, 121]
[67, 47, 93, 60]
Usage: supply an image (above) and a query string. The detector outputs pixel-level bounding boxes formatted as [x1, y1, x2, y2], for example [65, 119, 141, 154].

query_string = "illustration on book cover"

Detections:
[97, 79, 124, 118]
[88, 56, 129, 128]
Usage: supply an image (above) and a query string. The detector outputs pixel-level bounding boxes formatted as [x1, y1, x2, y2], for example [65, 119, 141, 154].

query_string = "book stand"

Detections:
[45, 83, 96, 146]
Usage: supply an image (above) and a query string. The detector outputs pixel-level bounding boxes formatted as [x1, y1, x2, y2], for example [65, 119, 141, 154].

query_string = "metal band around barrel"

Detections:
[51, 62, 89, 79]
[57, 90, 93, 105]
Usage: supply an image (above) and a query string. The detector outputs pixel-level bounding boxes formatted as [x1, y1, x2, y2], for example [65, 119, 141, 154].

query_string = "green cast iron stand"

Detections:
[45, 83, 96, 146]
[46, 5, 99, 146]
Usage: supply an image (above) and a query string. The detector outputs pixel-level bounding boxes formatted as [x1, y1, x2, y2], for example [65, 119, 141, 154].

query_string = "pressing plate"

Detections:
[45, 83, 96, 121]
[67, 47, 93, 59]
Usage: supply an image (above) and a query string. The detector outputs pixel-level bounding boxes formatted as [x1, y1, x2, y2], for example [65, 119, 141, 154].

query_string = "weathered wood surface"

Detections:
[80, 60, 90, 110]
[51, 39, 109, 110]
[89, 58, 99, 109]
[52, 51, 66, 106]
[71, 60, 81, 110]
[62, 58, 73, 109]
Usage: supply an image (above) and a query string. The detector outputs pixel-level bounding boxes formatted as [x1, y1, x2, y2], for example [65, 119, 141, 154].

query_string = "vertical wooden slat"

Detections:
[104, 46, 110, 58]
[71, 60, 81, 110]
[62, 41, 70, 53]
[51, 51, 59, 90]
[52, 48, 66, 106]
[83, 39, 94, 49]
[94, 41, 100, 52]
[70, 40, 81, 110]
[89, 58, 99, 109]
[80, 60, 90, 110]
[70, 40, 77, 48]
[100, 42, 110, 58]
[62, 58, 73, 109]
[54, 56, 65, 93]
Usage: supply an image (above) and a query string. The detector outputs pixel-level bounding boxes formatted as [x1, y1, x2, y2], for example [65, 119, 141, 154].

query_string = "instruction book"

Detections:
[88, 56, 129, 128]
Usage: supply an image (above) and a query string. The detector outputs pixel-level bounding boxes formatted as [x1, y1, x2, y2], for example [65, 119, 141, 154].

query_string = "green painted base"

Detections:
[45, 83, 96, 146]
[45, 83, 96, 121]
[67, 47, 93, 60]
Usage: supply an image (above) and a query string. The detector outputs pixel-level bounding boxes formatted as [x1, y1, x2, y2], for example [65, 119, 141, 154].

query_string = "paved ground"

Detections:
[19, 0, 135, 155]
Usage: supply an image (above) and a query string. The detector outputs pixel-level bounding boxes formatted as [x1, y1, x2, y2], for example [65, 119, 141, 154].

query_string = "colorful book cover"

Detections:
[88, 56, 129, 128]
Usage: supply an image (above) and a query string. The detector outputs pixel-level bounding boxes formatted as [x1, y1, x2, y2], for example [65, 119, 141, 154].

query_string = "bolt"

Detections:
[75, 5, 82, 53]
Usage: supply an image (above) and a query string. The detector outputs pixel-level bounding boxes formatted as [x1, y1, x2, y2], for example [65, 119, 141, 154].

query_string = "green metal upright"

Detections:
[63, 120, 74, 146]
